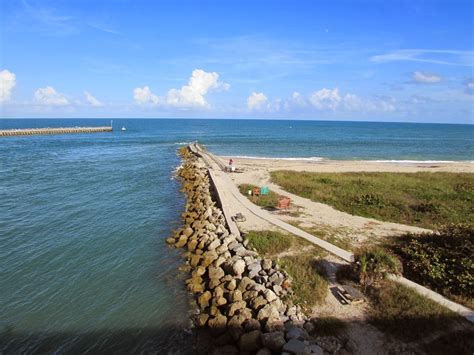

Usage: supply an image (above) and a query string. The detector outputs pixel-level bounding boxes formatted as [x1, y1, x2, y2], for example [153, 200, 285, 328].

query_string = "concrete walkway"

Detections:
[190, 143, 474, 324]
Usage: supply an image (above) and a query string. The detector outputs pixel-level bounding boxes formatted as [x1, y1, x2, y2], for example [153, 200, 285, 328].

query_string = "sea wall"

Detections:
[0, 126, 112, 137]
[166, 147, 329, 354]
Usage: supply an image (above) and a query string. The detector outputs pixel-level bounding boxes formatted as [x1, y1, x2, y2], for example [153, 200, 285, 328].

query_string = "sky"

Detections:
[0, 0, 473, 123]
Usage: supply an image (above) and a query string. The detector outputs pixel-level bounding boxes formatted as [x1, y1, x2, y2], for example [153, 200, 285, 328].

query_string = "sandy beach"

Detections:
[220, 156, 474, 174]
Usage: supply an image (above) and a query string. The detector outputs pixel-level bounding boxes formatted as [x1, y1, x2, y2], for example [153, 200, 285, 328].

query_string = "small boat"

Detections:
[121, 126, 126, 131]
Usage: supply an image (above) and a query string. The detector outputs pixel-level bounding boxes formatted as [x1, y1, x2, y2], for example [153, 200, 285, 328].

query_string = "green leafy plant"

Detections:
[354, 247, 402, 289]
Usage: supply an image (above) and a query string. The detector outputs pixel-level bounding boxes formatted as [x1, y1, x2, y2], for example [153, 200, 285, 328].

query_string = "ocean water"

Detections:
[0, 119, 473, 353]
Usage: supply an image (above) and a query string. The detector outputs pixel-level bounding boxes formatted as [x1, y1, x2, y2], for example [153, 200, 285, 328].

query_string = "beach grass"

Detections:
[245, 230, 292, 256]
[278, 253, 328, 309]
[244, 230, 328, 308]
[245, 229, 313, 257]
[238, 184, 281, 208]
[270, 171, 474, 229]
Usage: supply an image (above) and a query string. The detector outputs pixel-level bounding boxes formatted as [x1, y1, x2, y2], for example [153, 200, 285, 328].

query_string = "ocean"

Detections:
[0, 118, 473, 353]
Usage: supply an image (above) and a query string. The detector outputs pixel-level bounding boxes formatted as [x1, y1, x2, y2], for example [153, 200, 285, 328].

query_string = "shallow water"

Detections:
[0, 118, 472, 352]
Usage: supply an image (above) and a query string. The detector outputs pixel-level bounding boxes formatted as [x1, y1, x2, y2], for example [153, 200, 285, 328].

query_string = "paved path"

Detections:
[190, 143, 474, 323]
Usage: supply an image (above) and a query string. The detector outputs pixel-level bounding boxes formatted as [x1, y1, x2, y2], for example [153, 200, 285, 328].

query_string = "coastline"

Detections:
[219, 156, 474, 173]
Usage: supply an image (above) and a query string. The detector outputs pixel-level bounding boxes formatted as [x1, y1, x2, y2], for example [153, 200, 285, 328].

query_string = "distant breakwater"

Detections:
[166, 146, 331, 354]
[0, 126, 112, 137]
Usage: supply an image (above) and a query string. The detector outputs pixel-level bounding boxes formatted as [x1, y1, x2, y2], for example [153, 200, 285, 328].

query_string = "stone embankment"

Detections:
[166, 147, 353, 354]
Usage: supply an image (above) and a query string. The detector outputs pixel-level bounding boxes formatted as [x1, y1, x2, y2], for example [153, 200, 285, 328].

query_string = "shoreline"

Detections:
[219, 156, 474, 173]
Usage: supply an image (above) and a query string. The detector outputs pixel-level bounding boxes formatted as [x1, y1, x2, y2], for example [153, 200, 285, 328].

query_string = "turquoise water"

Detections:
[0, 119, 473, 353]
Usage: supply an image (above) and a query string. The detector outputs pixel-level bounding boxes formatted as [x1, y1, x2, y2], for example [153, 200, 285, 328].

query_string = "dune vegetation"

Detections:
[270, 171, 474, 229]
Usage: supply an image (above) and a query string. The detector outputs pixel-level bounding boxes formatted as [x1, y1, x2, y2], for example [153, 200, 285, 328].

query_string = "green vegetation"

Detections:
[244, 230, 327, 309]
[238, 184, 281, 208]
[245, 230, 293, 256]
[367, 281, 459, 343]
[390, 224, 474, 308]
[270, 171, 474, 229]
[354, 247, 402, 289]
[279, 254, 328, 309]
[245, 230, 313, 257]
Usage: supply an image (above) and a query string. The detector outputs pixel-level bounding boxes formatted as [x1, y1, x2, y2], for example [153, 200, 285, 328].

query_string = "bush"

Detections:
[354, 247, 402, 289]
[391, 224, 474, 306]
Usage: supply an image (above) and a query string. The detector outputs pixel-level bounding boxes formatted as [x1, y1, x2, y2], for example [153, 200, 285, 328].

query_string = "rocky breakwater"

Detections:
[167, 147, 326, 354]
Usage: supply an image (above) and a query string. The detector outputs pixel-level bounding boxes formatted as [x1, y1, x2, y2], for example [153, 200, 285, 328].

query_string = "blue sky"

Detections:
[0, 0, 473, 123]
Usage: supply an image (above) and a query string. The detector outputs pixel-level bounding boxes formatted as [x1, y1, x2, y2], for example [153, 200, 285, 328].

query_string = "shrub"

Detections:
[391, 224, 474, 305]
[354, 247, 402, 289]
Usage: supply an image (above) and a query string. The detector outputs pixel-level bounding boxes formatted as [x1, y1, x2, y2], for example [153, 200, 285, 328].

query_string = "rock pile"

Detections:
[167, 147, 351, 354]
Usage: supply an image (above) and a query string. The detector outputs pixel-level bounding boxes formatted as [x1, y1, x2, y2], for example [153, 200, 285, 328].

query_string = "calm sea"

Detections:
[0, 119, 473, 353]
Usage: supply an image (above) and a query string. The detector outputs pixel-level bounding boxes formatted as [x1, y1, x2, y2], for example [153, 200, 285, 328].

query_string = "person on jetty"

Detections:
[228, 158, 235, 172]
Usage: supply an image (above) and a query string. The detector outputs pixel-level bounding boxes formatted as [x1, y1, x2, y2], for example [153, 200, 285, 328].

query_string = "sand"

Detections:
[220, 156, 474, 174]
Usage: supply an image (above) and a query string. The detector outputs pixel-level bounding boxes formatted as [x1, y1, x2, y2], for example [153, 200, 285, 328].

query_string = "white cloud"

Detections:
[412, 71, 442, 83]
[165, 69, 228, 108]
[309, 88, 341, 110]
[0, 69, 16, 103]
[34, 86, 69, 106]
[133, 85, 160, 105]
[84, 91, 103, 107]
[133, 69, 228, 108]
[371, 49, 474, 66]
[282, 88, 396, 112]
[247, 92, 269, 110]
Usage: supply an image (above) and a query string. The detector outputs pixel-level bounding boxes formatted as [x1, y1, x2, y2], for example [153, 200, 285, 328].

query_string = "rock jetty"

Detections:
[167, 147, 352, 354]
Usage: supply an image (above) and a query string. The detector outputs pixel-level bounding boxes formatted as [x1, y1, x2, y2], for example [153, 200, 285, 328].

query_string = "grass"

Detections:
[270, 171, 474, 229]
[279, 253, 328, 310]
[245, 230, 293, 256]
[238, 184, 281, 208]
[367, 281, 464, 343]
[244, 230, 328, 309]
[245, 230, 313, 257]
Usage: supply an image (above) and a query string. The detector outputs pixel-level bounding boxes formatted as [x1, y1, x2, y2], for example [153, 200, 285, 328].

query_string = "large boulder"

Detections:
[198, 291, 212, 309]
[261, 331, 286, 352]
[239, 330, 262, 352]
[282, 338, 306, 354]
[231, 259, 246, 276]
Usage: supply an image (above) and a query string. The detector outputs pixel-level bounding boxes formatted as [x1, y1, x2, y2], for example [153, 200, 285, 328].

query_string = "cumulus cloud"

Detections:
[34, 86, 69, 106]
[309, 88, 342, 110]
[412, 71, 442, 83]
[165, 69, 229, 108]
[133, 69, 229, 108]
[134, 85, 160, 105]
[0, 69, 16, 103]
[247, 92, 269, 110]
[84, 91, 103, 107]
